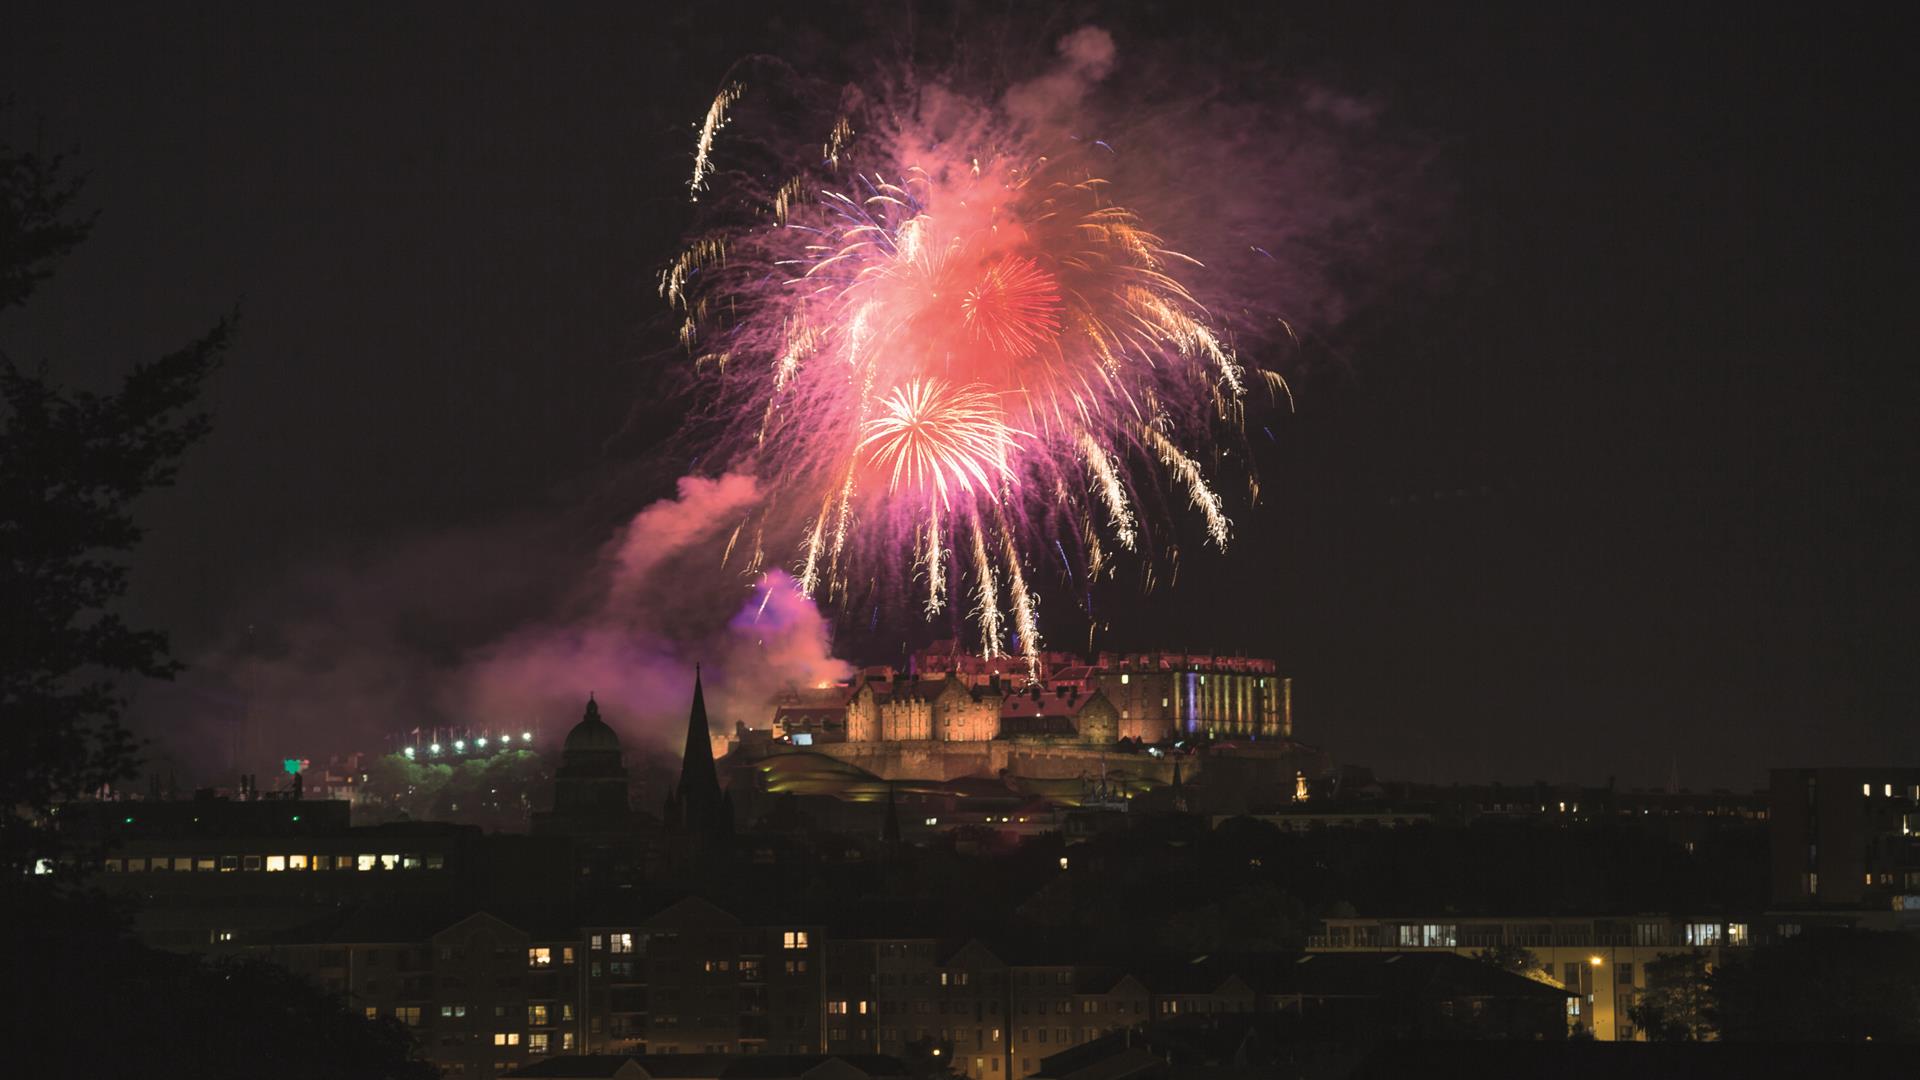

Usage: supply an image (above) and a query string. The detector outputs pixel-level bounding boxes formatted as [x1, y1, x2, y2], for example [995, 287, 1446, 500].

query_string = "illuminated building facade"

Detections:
[1768, 767, 1920, 909]
[1306, 914, 1793, 1041]
[774, 648, 1290, 751]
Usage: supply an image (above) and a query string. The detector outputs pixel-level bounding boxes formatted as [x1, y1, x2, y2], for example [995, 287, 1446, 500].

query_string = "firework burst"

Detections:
[662, 42, 1283, 673]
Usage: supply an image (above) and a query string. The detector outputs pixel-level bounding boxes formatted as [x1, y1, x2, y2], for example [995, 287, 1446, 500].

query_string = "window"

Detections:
[829, 1001, 848, 1014]
[1727, 923, 1750, 947]
[379, 854, 399, 871]
[562, 1005, 574, 1021]
[528, 1005, 548, 1025]
[365, 1007, 379, 1020]
[314, 855, 332, 871]
[591, 934, 603, 951]
[1566, 998, 1580, 1017]
[563, 947, 576, 965]
[1864, 783, 1873, 796]
[562, 1033, 576, 1051]
[440, 1004, 468, 1018]
[357, 854, 377, 871]
[528, 947, 552, 968]
[211, 929, 235, 944]
[263, 855, 285, 872]
[242, 854, 263, 871]
[289, 854, 308, 870]
[529, 1033, 549, 1054]
[1396, 924, 1458, 948]
[492, 1033, 521, 1046]
[784, 931, 811, 950]
[609, 933, 634, 954]
[1803, 872, 1819, 896]
[396, 1007, 422, 1026]
[1683, 923, 1722, 947]
[785, 959, 808, 974]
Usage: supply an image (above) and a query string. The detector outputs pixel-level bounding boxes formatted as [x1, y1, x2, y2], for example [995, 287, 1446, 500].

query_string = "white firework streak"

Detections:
[689, 83, 743, 200]
[922, 503, 946, 616]
[1002, 531, 1041, 677]
[968, 509, 1004, 659]
[1080, 432, 1138, 551]
[797, 501, 831, 597]
[1149, 428, 1231, 549]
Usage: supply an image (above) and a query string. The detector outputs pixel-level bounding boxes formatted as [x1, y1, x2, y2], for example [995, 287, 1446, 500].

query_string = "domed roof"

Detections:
[564, 695, 622, 753]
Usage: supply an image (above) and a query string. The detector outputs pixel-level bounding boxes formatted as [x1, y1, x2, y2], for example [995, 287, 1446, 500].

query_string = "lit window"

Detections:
[1120, 674, 1129, 685]
[379, 854, 399, 871]
[265, 856, 286, 872]
[212, 930, 235, 943]
[1727, 923, 1750, 946]
[529, 1033, 550, 1054]
[563, 1033, 576, 1051]
[529, 1005, 549, 1025]
[562, 1005, 574, 1021]
[357, 855, 377, 871]
[365, 1007, 379, 1020]
[609, 933, 634, 954]
[396, 1007, 422, 1026]
[591, 934, 603, 951]
[288, 854, 308, 870]
[528, 947, 552, 968]
[829, 1001, 848, 1014]
[1864, 783, 1873, 796]
[402, 853, 422, 870]
[1887, 784, 1895, 797]
[784, 930, 810, 950]
[563, 947, 576, 965]
[1683, 923, 1722, 946]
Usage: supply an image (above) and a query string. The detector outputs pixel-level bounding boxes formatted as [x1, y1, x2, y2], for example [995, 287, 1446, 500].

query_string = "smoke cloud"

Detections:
[454, 472, 850, 749]
[141, 474, 850, 781]
[1003, 26, 1118, 128]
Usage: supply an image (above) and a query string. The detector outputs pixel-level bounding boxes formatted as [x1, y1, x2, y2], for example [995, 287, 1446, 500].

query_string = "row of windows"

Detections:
[104, 853, 445, 873]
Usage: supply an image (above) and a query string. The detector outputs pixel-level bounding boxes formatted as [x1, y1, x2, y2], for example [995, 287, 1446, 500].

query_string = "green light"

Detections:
[283, 758, 303, 775]
[123, 816, 134, 824]
[292, 815, 301, 822]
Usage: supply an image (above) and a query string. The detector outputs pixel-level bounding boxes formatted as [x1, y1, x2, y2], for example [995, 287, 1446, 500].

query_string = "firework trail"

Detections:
[662, 30, 1290, 674]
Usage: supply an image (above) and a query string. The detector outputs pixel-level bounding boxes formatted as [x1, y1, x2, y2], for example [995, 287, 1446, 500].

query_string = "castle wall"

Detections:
[807, 740, 1185, 785]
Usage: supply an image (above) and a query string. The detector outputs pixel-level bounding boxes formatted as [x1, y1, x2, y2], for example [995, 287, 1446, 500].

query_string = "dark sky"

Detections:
[4, 2, 1914, 789]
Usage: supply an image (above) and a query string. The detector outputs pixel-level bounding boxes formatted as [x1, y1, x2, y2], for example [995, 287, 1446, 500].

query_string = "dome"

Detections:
[564, 696, 623, 753]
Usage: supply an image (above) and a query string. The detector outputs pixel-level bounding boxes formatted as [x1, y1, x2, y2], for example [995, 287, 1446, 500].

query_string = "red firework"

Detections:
[961, 256, 1062, 357]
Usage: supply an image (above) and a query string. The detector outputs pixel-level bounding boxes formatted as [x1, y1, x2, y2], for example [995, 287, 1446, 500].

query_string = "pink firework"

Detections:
[661, 39, 1281, 671]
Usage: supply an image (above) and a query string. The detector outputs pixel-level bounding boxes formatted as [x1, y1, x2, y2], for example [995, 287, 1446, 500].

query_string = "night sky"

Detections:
[4, 2, 1913, 789]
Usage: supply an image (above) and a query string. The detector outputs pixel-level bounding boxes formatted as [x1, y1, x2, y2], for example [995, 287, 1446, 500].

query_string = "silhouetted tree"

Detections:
[1, 129, 229, 883]
[1713, 929, 1920, 1042]
[1473, 942, 1557, 985]
[1626, 949, 1714, 1041]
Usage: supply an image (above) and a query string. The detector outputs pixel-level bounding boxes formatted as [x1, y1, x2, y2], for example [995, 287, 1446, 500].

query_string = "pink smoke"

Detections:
[452, 473, 850, 748]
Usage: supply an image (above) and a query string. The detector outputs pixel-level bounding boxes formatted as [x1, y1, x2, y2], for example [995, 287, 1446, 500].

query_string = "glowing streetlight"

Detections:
[429, 744, 442, 755]
[1588, 955, 1604, 967]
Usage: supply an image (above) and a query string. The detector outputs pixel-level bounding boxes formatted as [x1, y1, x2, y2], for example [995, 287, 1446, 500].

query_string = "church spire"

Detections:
[677, 665, 724, 835]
